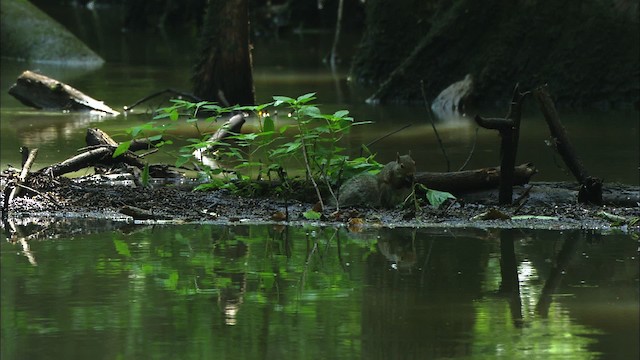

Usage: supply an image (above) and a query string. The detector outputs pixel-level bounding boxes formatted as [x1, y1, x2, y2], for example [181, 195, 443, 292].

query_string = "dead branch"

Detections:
[415, 163, 537, 193]
[533, 85, 602, 204]
[8, 70, 119, 115]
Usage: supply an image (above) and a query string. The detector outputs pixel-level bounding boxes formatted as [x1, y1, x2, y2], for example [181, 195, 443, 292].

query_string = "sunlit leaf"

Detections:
[333, 110, 349, 118]
[296, 92, 316, 103]
[113, 141, 131, 158]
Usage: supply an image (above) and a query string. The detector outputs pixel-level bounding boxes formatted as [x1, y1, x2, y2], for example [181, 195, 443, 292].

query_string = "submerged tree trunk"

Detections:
[192, 0, 255, 106]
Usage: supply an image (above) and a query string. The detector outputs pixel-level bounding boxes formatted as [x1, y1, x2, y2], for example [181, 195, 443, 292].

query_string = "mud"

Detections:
[1, 173, 638, 234]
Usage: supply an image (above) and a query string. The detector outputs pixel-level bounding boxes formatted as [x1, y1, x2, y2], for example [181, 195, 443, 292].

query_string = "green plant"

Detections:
[117, 94, 457, 210]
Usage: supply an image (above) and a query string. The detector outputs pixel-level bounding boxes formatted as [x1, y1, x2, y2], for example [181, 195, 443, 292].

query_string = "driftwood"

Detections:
[86, 128, 161, 152]
[39, 147, 144, 178]
[415, 163, 537, 193]
[475, 84, 530, 204]
[8, 147, 39, 203]
[533, 86, 602, 204]
[193, 113, 246, 161]
[38, 128, 152, 178]
[8, 70, 119, 115]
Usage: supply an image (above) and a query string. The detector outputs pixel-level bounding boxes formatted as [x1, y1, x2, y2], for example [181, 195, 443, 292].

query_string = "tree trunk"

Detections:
[192, 0, 255, 106]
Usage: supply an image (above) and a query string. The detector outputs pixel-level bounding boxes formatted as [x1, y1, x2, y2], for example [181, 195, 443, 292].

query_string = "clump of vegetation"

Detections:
[117, 93, 454, 211]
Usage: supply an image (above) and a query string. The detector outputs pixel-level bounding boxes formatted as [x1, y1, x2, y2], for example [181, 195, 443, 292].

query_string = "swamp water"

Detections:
[1, 3, 639, 359]
[1, 224, 638, 359]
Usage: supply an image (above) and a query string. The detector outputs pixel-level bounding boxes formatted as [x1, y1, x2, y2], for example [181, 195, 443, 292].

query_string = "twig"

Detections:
[513, 185, 533, 215]
[363, 124, 412, 156]
[11, 183, 61, 207]
[9, 148, 39, 203]
[329, 0, 344, 69]
[123, 88, 201, 112]
[458, 127, 479, 171]
[420, 80, 451, 171]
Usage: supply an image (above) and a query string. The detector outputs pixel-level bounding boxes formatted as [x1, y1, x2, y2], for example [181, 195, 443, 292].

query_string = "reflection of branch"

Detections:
[4, 219, 38, 266]
[19, 239, 37, 266]
[299, 241, 318, 292]
[499, 230, 523, 327]
[419, 239, 435, 287]
[536, 233, 582, 317]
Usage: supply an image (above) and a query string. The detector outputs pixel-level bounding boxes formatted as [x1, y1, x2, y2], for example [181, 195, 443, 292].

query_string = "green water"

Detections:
[1, 224, 638, 359]
[1, 4, 639, 359]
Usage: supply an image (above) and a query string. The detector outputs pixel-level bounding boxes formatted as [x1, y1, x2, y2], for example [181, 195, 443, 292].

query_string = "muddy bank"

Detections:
[1, 174, 638, 233]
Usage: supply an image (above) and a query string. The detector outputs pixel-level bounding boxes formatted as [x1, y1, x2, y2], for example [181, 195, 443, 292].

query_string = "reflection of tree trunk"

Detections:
[193, 0, 255, 106]
[536, 232, 582, 317]
[499, 229, 523, 327]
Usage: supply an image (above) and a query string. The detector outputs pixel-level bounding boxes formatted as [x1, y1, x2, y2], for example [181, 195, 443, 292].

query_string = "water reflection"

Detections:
[1, 223, 637, 359]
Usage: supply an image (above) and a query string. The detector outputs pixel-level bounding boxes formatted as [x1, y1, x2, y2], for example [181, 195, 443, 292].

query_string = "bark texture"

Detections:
[192, 0, 255, 106]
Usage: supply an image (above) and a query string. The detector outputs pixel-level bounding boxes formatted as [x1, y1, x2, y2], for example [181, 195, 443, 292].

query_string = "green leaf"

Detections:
[175, 154, 192, 168]
[333, 110, 349, 118]
[300, 105, 321, 117]
[296, 92, 316, 103]
[303, 210, 322, 220]
[273, 96, 294, 106]
[284, 142, 302, 152]
[425, 188, 456, 209]
[263, 116, 275, 133]
[113, 141, 131, 158]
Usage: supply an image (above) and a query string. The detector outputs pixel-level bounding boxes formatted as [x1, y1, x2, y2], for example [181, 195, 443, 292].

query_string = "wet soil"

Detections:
[2, 173, 639, 232]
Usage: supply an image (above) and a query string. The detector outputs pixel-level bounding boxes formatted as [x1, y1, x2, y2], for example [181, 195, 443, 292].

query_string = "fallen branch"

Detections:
[415, 163, 537, 193]
[42, 147, 142, 177]
[8, 147, 39, 203]
[8, 70, 119, 115]
[533, 86, 602, 204]
[123, 88, 201, 113]
[193, 113, 246, 161]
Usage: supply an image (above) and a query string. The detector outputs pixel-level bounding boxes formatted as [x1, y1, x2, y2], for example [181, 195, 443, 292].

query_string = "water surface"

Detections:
[1, 224, 638, 359]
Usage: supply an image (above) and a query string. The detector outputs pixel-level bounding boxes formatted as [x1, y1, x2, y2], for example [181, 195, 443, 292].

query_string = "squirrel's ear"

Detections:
[396, 152, 400, 163]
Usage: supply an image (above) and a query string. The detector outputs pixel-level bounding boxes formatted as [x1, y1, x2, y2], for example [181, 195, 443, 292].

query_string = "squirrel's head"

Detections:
[395, 152, 416, 186]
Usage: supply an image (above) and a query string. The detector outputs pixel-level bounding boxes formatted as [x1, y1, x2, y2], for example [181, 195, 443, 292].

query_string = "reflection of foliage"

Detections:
[1, 227, 637, 359]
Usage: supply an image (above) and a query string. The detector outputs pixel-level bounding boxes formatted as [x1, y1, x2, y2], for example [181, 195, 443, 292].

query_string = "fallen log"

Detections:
[39, 147, 144, 178]
[86, 128, 161, 152]
[8, 70, 119, 115]
[415, 163, 537, 193]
